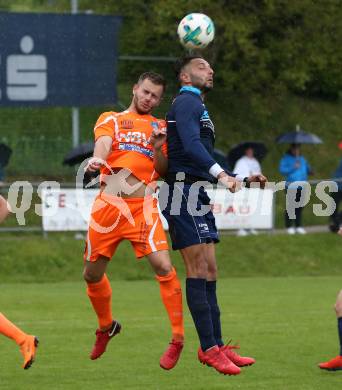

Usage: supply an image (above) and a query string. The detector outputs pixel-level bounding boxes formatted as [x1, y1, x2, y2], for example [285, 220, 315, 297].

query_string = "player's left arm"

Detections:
[0, 195, 10, 224]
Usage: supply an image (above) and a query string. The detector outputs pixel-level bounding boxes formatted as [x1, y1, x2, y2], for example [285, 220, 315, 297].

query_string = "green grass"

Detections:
[1, 277, 342, 389]
[0, 233, 342, 283]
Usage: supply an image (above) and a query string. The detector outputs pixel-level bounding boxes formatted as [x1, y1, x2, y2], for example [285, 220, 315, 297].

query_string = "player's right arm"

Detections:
[87, 136, 113, 172]
[86, 112, 115, 172]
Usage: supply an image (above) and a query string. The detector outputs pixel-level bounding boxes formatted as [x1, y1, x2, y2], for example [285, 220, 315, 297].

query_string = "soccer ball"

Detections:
[177, 13, 215, 50]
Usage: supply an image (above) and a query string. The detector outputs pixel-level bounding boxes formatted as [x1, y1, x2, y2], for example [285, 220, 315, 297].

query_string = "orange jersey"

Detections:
[94, 110, 167, 185]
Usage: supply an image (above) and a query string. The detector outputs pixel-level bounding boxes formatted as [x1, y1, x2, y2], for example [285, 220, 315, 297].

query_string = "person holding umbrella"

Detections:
[231, 142, 267, 236]
[279, 144, 312, 234]
[277, 126, 321, 235]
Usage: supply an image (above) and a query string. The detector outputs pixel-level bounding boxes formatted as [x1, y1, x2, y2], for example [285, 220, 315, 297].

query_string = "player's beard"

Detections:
[202, 83, 213, 93]
[190, 74, 213, 93]
[133, 95, 151, 115]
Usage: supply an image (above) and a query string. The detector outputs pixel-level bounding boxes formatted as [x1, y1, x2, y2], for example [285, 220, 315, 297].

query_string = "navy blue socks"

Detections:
[186, 278, 216, 351]
[206, 280, 224, 347]
[338, 317, 342, 356]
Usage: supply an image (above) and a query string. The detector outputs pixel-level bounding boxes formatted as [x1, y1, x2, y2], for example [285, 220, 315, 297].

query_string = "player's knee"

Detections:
[155, 262, 173, 277]
[83, 268, 102, 283]
[191, 254, 208, 278]
[335, 302, 342, 315]
[335, 291, 342, 315]
[207, 263, 217, 279]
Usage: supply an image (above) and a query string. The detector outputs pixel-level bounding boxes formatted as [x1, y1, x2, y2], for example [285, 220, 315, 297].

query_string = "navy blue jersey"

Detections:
[166, 86, 217, 182]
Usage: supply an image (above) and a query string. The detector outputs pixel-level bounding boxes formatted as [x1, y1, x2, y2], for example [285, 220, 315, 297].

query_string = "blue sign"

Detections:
[0, 12, 121, 107]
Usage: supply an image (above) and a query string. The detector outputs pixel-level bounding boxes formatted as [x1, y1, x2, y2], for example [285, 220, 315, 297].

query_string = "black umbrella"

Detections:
[63, 141, 94, 166]
[276, 127, 323, 144]
[0, 143, 12, 167]
[227, 141, 267, 170]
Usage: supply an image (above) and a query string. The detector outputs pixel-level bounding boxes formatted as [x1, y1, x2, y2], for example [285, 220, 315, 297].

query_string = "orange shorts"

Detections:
[84, 193, 169, 261]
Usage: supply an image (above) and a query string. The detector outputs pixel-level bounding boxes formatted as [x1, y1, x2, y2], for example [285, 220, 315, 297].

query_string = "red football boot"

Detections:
[198, 346, 241, 375]
[90, 321, 121, 360]
[319, 356, 342, 371]
[160, 340, 184, 370]
[220, 342, 255, 367]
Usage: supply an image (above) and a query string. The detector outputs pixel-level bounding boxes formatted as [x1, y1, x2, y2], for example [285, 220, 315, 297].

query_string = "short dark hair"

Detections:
[137, 72, 166, 92]
[174, 54, 204, 80]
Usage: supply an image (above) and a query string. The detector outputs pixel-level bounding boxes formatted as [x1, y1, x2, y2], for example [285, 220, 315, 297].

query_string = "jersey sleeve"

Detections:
[93, 112, 116, 141]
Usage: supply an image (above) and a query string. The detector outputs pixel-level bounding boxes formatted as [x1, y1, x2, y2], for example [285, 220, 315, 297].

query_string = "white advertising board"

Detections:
[207, 188, 274, 229]
[42, 187, 274, 232]
[41, 188, 97, 231]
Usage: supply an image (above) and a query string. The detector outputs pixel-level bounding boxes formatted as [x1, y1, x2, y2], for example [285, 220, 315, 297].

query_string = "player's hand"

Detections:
[150, 120, 167, 150]
[85, 157, 103, 173]
[338, 227, 342, 236]
[245, 174, 268, 189]
[218, 172, 242, 193]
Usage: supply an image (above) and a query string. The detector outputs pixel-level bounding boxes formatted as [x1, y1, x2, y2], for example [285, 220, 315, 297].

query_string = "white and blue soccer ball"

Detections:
[177, 13, 215, 50]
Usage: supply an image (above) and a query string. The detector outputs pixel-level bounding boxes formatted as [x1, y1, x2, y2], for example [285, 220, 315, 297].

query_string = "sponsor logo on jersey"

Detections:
[118, 143, 154, 159]
[120, 119, 134, 129]
[198, 222, 209, 233]
[199, 106, 215, 136]
[117, 131, 149, 147]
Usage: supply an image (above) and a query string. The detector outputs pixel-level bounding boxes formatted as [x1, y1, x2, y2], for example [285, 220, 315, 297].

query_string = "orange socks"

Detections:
[87, 274, 113, 330]
[156, 267, 184, 342]
[0, 312, 27, 345]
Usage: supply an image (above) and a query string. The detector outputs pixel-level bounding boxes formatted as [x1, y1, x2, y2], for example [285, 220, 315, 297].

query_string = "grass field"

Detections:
[1, 277, 342, 390]
[1, 233, 342, 389]
[1, 233, 342, 283]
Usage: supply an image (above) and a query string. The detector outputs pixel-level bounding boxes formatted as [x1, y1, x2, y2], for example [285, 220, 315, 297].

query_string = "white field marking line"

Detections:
[13, 321, 195, 330]
[13, 318, 195, 326]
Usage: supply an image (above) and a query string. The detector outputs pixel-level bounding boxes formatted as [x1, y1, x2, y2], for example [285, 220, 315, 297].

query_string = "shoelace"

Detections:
[223, 340, 241, 358]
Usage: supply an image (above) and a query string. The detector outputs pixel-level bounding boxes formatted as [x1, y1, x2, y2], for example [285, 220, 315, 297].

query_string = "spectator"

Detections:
[330, 141, 342, 232]
[279, 143, 311, 235]
[233, 146, 263, 236]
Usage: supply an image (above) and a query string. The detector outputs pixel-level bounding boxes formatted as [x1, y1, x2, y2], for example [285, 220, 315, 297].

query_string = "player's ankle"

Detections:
[204, 345, 218, 352]
[17, 333, 29, 346]
[100, 321, 114, 332]
[172, 334, 184, 343]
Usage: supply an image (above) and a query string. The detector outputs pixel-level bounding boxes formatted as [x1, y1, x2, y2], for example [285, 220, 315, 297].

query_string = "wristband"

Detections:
[209, 163, 224, 178]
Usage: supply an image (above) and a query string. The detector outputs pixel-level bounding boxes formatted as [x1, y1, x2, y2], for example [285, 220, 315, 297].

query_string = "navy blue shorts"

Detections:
[159, 182, 219, 250]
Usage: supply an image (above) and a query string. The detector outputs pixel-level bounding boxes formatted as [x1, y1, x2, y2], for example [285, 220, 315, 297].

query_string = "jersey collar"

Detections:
[179, 86, 201, 96]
